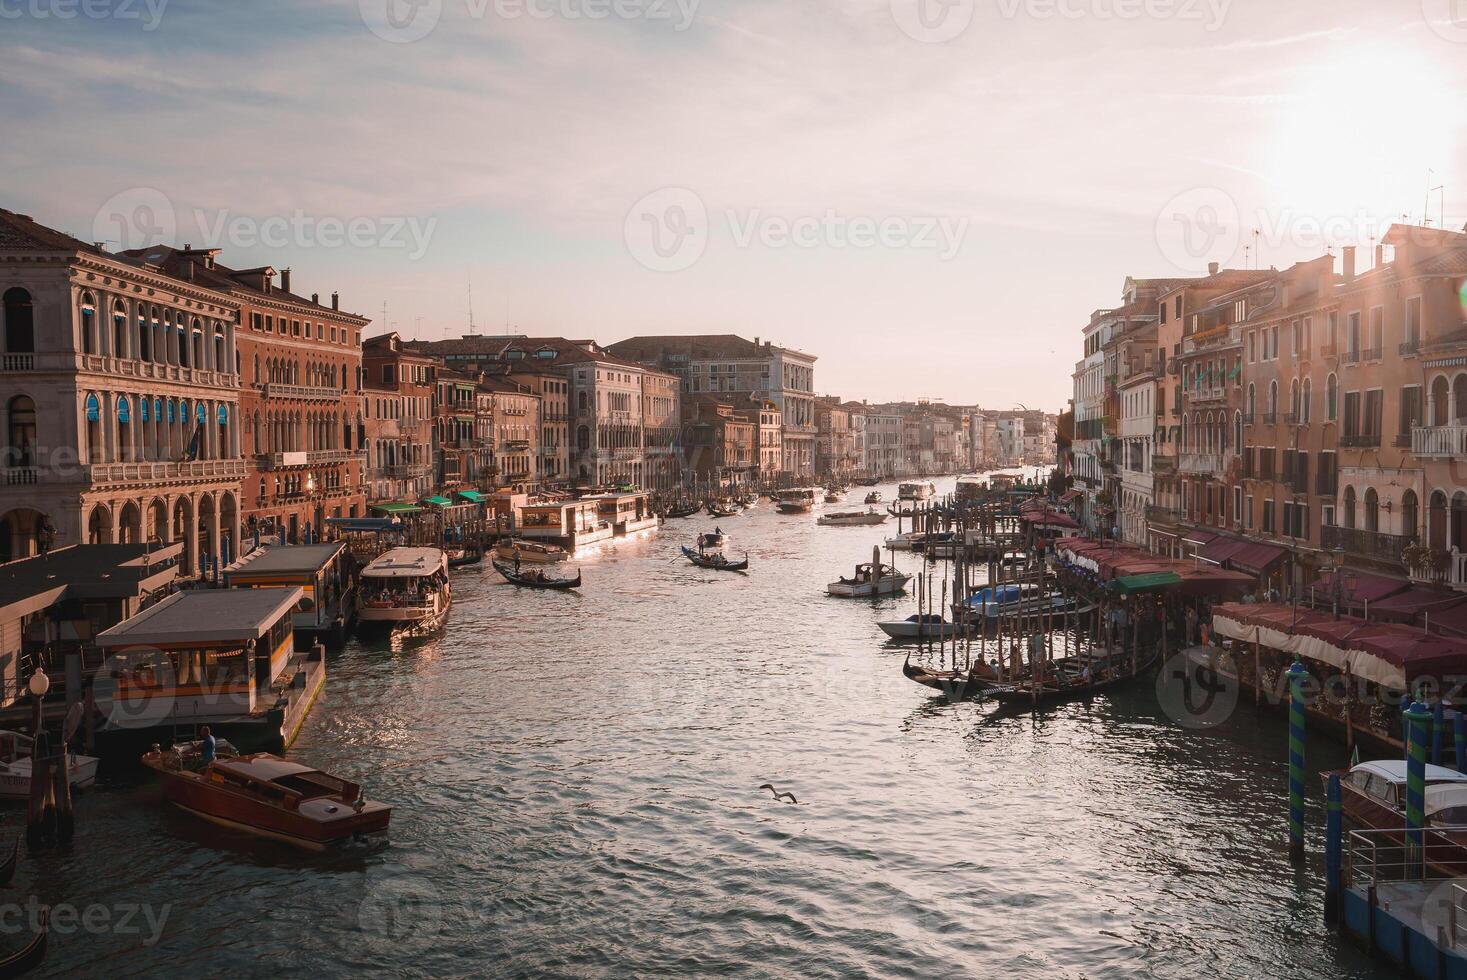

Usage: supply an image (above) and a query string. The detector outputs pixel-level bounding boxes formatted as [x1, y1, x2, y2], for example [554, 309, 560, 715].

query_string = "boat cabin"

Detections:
[777, 488, 819, 511]
[518, 499, 609, 548]
[224, 543, 353, 649]
[582, 491, 659, 536]
[95, 587, 305, 728]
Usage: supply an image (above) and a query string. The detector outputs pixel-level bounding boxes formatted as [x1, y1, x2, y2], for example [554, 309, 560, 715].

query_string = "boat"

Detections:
[0, 908, 46, 978]
[666, 502, 701, 519]
[494, 539, 569, 564]
[902, 654, 1003, 699]
[857, 476, 881, 487]
[818, 510, 888, 527]
[864, 491, 883, 504]
[827, 550, 911, 597]
[707, 501, 741, 518]
[776, 488, 820, 514]
[355, 547, 451, 635]
[908, 531, 958, 554]
[899, 481, 937, 501]
[1324, 760, 1467, 876]
[0, 731, 99, 800]
[824, 490, 845, 504]
[141, 742, 392, 851]
[879, 614, 963, 640]
[680, 546, 749, 572]
[698, 530, 728, 549]
[447, 547, 483, 569]
[988, 648, 1159, 709]
[493, 560, 582, 589]
[954, 584, 1083, 623]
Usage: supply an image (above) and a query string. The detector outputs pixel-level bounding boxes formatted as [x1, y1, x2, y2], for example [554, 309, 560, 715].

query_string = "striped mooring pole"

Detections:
[1288, 657, 1309, 864]
[1324, 773, 1342, 925]
[1406, 700, 1431, 873]
[1433, 700, 1445, 767]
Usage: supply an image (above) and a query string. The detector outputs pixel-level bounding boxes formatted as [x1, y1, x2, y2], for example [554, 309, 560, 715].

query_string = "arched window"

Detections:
[1302, 379, 1312, 423]
[1247, 383, 1256, 419]
[578, 391, 588, 412]
[1402, 489, 1419, 541]
[85, 393, 102, 463]
[1431, 490, 1450, 550]
[1268, 380, 1278, 415]
[176, 317, 190, 367]
[1289, 379, 1300, 419]
[214, 324, 226, 371]
[3, 288, 34, 354]
[1233, 411, 1243, 450]
[5, 395, 36, 467]
[1342, 486, 1356, 529]
[1180, 414, 1188, 451]
[1364, 488, 1380, 533]
[117, 395, 132, 460]
[1327, 374, 1338, 420]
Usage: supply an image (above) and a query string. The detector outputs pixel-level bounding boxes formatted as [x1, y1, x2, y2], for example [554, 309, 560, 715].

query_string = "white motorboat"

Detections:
[0, 731, 99, 799]
[356, 547, 452, 634]
[899, 481, 936, 501]
[818, 510, 888, 527]
[877, 615, 962, 640]
[827, 562, 911, 598]
[776, 488, 820, 514]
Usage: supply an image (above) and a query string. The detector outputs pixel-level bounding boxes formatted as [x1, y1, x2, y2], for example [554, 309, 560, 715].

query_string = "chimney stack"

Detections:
[331, 291, 339, 311]
[1342, 246, 1356, 283]
[281, 267, 292, 293]
[1207, 261, 1220, 275]
[311, 292, 319, 305]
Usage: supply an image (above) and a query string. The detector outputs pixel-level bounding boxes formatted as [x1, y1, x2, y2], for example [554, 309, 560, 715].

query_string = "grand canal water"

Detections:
[28, 474, 1394, 977]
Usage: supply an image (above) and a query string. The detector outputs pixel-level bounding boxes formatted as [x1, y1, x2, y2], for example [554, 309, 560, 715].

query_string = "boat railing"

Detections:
[1343, 827, 1467, 891]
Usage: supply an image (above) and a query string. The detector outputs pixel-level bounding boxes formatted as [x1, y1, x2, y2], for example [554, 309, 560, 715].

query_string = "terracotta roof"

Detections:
[608, 334, 816, 362]
[115, 245, 367, 320]
[0, 208, 109, 253]
[412, 335, 665, 373]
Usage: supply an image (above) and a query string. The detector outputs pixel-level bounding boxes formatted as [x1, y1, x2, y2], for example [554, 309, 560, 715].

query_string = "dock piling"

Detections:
[1324, 773, 1341, 925]
[1454, 704, 1466, 773]
[1406, 700, 1430, 873]
[1287, 657, 1308, 865]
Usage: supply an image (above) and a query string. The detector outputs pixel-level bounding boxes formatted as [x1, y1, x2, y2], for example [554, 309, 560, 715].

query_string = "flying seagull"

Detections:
[759, 783, 798, 804]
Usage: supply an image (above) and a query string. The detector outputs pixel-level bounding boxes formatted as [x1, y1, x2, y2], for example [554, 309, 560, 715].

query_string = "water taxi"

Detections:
[776, 488, 820, 514]
[224, 543, 355, 650]
[494, 538, 569, 564]
[0, 731, 99, 799]
[827, 561, 911, 598]
[818, 510, 888, 527]
[899, 481, 937, 501]
[356, 547, 451, 635]
[141, 743, 391, 851]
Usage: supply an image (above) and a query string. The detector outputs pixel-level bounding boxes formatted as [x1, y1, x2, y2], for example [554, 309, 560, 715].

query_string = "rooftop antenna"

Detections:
[1252, 228, 1261, 269]
[467, 277, 479, 336]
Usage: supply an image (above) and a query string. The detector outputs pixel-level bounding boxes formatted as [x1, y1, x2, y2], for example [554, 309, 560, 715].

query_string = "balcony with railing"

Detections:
[1261, 411, 1278, 425]
[3, 467, 38, 486]
[88, 458, 247, 486]
[1399, 338, 1422, 357]
[1320, 524, 1414, 565]
[262, 383, 342, 401]
[1179, 452, 1231, 476]
[1412, 424, 1467, 458]
[1146, 504, 1184, 526]
[1360, 346, 1383, 362]
[1343, 348, 1360, 365]
[1408, 548, 1467, 591]
[258, 449, 358, 470]
[1150, 455, 1177, 476]
[1185, 384, 1229, 405]
[383, 462, 433, 479]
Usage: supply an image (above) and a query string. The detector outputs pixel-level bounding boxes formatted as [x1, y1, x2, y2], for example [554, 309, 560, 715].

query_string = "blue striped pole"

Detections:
[1325, 773, 1342, 925]
[1434, 700, 1445, 767]
[1288, 657, 1308, 864]
[1406, 701, 1431, 873]
[1403, 698, 1412, 761]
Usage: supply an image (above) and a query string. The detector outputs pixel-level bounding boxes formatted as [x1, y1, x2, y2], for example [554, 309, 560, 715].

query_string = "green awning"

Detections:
[457, 490, 487, 503]
[423, 496, 453, 507]
[371, 502, 422, 515]
[1112, 571, 1183, 593]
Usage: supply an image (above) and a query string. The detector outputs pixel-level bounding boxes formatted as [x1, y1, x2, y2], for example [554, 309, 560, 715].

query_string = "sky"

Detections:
[3, 0, 1466, 412]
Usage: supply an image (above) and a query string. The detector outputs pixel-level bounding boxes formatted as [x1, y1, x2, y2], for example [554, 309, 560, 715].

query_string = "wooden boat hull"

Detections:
[494, 541, 568, 564]
[146, 760, 391, 851]
[680, 547, 748, 571]
[0, 908, 46, 978]
[989, 651, 1159, 708]
[903, 655, 1001, 699]
[493, 561, 582, 589]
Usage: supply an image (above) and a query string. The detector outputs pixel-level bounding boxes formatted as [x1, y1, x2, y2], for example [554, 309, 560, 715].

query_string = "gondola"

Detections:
[666, 503, 701, 519]
[987, 648, 1159, 709]
[679, 546, 749, 572]
[492, 560, 582, 590]
[0, 839, 15, 887]
[0, 909, 46, 979]
[902, 654, 1002, 700]
[707, 504, 740, 518]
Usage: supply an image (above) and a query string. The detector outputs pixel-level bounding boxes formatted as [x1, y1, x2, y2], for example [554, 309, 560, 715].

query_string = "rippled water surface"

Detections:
[33, 476, 1391, 977]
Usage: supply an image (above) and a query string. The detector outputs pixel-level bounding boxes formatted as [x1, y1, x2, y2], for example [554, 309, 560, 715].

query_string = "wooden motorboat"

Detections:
[698, 531, 728, 549]
[494, 560, 582, 590]
[141, 743, 391, 851]
[355, 547, 451, 635]
[988, 648, 1159, 709]
[879, 614, 962, 640]
[1325, 760, 1467, 877]
[494, 539, 569, 564]
[447, 547, 483, 569]
[864, 491, 883, 504]
[0, 909, 46, 978]
[0, 730, 99, 800]
[680, 546, 749, 571]
[902, 654, 1003, 699]
[818, 510, 888, 527]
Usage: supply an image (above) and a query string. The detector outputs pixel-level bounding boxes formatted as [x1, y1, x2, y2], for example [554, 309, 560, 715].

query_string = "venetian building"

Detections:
[0, 209, 244, 573]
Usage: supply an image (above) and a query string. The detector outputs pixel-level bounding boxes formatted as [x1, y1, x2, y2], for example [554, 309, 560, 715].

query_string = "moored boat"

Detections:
[494, 539, 569, 564]
[988, 647, 1159, 709]
[666, 502, 701, 519]
[141, 743, 391, 851]
[356, 547, 451, 635]
[0, 731, 99, 800]
[878, 614, 962, 640]
[902, 654, 1003, 699]
[827, 562, 911, 598]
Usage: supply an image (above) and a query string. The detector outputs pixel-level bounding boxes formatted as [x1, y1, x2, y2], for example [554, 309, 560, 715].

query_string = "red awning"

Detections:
[1369, 588, 1466, 624]
[1198, 537, 1249, 565]
[1059, 489, 1082, 503]
[1182, 529, 1217, 546]
[1308, 571, 1411, 605]
[1429, 602, 1467, 639]
[1228, 542, 1287, 576]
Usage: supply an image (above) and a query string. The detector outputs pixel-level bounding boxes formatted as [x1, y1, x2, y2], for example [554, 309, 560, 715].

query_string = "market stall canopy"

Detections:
[1428, 602, 1467, 639]
[1307, 571, 1411, 606]
[1059, 489, 1082, 503]
[1228, 542, 1286, 576]
[1367, 587, 1466, 625]
[1182, 529, 1218, 547]
[456, 490, 487, 503]
[1112, 571, 1183, 593]
[422, 496, 453, 507]
[1199, 537, 1250, 565]
[371, 503, 423, 516]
